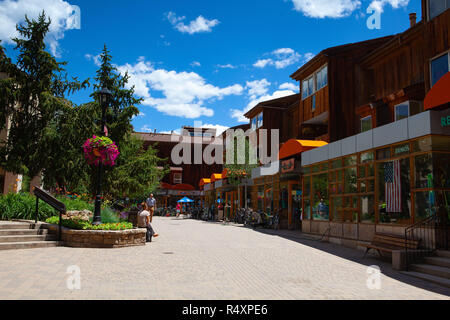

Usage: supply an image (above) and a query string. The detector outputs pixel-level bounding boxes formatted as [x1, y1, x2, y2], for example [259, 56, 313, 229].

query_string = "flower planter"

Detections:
[83, 135, 119, 167]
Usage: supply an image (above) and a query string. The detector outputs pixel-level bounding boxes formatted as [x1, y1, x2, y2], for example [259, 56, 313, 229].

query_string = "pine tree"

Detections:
[0, 12, 87, 178]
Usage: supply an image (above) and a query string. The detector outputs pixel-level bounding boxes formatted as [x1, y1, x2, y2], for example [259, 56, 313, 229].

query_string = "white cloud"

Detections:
[140, 124, 153, 133]
[0, 0, 81, 56]
[166, 11, 219, 34]
[190, 61, 201, 67]
[201, 123, 229, 135]
[253, 48, 312, 69]
[368, 0, 409, 13]
[117, 58, 244, 119]
[246, 79, 271, 99]
[217, 64, 236, 69]
[279, 82, 298, 91]
[85, 53, 101, 66]
[290, 0, 361, 18]
[230, 78, 296, 122]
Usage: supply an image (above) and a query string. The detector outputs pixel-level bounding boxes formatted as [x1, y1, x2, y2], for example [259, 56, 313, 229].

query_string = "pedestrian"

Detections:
[138, 202, 158, 242]
[176, 202, 181, 218]
[146, 193, 157, 223]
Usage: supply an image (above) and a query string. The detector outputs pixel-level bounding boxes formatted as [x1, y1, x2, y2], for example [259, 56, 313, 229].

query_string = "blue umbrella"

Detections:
[178, 197, 194, 203]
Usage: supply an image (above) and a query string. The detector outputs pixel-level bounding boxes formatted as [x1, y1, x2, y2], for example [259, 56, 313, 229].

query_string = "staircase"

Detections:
[401, 250, 450, 288]
[0, 221, 58, 250]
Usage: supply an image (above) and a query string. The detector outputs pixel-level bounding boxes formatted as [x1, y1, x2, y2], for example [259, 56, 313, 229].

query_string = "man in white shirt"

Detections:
[139, 203, 158, 242]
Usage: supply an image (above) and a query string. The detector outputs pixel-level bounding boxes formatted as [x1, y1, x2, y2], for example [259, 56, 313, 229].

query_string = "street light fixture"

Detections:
[92, 87, 112, 225]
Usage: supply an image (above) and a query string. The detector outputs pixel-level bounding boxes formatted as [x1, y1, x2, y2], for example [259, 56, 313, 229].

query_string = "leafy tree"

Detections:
[0, 12, 87, 178]
[104, 134, 168, 199]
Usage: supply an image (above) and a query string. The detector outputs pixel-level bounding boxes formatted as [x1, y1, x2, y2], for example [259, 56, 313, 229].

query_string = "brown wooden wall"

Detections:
[144, 140, 223, 189]
[299, 86, 329, 125]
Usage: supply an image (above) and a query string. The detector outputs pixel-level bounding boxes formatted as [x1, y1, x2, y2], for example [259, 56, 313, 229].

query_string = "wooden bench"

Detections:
[361, 233, 420, 258]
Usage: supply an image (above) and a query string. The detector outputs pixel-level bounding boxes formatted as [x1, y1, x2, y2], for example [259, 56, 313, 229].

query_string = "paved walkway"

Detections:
[0, 217, 449, 300]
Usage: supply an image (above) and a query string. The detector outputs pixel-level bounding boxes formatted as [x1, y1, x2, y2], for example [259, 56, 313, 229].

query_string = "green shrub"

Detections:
[0, 192, 94, 221]
[45, 216, 133, 230]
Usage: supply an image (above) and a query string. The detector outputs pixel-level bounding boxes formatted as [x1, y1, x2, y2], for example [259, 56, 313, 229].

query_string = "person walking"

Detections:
[145, 194, 158, 237]
[146, 193, 157, 223]
[138, 203, 158, 242]
[176, 202, 181, 218]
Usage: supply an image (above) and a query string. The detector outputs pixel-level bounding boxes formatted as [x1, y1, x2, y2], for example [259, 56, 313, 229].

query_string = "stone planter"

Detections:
[42, 223, 146, 248]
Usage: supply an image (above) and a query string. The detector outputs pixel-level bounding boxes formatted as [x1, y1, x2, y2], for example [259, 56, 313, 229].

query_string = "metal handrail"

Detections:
[34, 187, 66, 242]
[405, 213, 449, 270]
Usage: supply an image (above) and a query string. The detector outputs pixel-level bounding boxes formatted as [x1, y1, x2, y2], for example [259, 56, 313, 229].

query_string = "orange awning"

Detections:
[278, 139, 328, 160]
[199, 178, 211, 187]
[211, 173, 223, 182]
[221, 169, 228, 178]
[425, 72, 450, 110]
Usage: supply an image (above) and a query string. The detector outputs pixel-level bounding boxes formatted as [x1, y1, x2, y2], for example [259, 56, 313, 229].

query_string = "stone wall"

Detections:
[43, 223, 146, 248]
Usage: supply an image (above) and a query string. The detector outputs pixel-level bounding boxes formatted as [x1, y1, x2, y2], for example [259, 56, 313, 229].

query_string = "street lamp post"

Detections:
[92, 87, 112, 225]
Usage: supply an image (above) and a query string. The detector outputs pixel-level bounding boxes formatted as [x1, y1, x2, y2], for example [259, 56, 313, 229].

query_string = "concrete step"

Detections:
[436, 250, 450, 259]
[410, 263, 450, 279]
[0, 234, 56, 243]
[0, 229, 48, 236]
[423, 256, 450, 269]
[400, 271, 450, 288]
[0, 241, 58, 250]
[0, 222, 33, 230]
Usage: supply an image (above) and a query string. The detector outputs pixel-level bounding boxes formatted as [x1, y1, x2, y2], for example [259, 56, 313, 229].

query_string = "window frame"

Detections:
[360, 115, 373, 133]
[430, 51, 450, 87]
[301, 64, 328, 100]
[427, 0, 450, 21]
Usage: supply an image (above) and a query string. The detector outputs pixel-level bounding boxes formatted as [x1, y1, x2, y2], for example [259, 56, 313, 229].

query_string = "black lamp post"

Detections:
[92, 87, 112, 225]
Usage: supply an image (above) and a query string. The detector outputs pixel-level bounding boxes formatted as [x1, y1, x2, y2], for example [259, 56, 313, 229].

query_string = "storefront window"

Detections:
[331, 159, 342, 169]
[257, 186, 264, 211]
[361, 195, 375, 223]
[344, 155, 357, 167]
[344, 167, 357, 193]
[331, 197, 343, 222]
[415, 153, 433, 189]
[377, 158, 411, 224]
[433, 153, 450, 188]
[312, 173, 329, 221]
[415, 191, 437, 221]
[377, 148, 391, 160]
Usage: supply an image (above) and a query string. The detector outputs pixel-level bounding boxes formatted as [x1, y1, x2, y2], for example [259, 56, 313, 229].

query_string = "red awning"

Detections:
[278, 139, 328, 160]
[425, 72, 450, 110]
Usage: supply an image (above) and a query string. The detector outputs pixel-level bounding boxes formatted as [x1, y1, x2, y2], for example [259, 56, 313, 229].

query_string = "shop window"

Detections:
[412, 137, 432, 153]
[377, 158, 411, 224]
[361, 195, 375, 223]
[428, 0, 450, 20]
[344, 155, 357, 167]
[431, 52, 450, 86]
[304, 198, 311, 220]
[331, 159, 342, 169]
[312, 173, 329, 221]
[344, 167, 358, 193]
[360, 151, 374, 163]
[431, 136, 450, 152]
[433, 153, 450, 188]
[361, 116, 372, 133]
[331, 196, 343, 222]
[376, 148, 391, 160]
[415, 153, 433, 189]
[415, 191, 436, 221]
[257, 186, 264, 211]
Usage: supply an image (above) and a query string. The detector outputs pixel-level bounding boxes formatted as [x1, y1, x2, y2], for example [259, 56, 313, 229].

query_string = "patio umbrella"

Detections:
[178, 197, 194, 203]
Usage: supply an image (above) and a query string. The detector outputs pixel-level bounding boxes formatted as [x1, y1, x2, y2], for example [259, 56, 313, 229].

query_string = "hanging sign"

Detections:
[281, 158, 295, 173]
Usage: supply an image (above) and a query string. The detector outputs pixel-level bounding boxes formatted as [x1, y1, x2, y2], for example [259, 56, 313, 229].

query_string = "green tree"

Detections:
[0, 12, 87, 179]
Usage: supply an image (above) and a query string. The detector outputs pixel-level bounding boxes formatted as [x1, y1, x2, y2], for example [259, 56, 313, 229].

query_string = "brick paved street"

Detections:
[0, 217, 449, 300]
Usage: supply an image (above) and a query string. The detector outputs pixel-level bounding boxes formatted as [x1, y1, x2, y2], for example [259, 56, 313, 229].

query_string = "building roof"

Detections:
[244, 93, 301, 119]
[290, 36, 395, 81]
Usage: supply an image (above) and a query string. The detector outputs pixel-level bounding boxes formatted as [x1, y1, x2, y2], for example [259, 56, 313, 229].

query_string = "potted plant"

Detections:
[83, 135, 120, 166]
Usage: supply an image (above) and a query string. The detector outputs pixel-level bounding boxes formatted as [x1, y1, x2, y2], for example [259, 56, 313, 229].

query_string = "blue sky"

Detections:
[0, 0, 421, 134]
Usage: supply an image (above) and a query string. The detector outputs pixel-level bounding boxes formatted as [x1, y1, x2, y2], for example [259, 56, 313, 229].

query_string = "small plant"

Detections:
[83, 135, 120, 166]
[45, 216, 133, 230]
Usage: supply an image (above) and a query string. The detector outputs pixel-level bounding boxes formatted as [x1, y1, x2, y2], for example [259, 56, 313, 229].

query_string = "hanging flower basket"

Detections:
[83, 135, 120, 167]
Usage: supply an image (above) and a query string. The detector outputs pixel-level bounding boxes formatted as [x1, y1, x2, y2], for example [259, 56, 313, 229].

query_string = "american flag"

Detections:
[385, 160, 402, 212]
